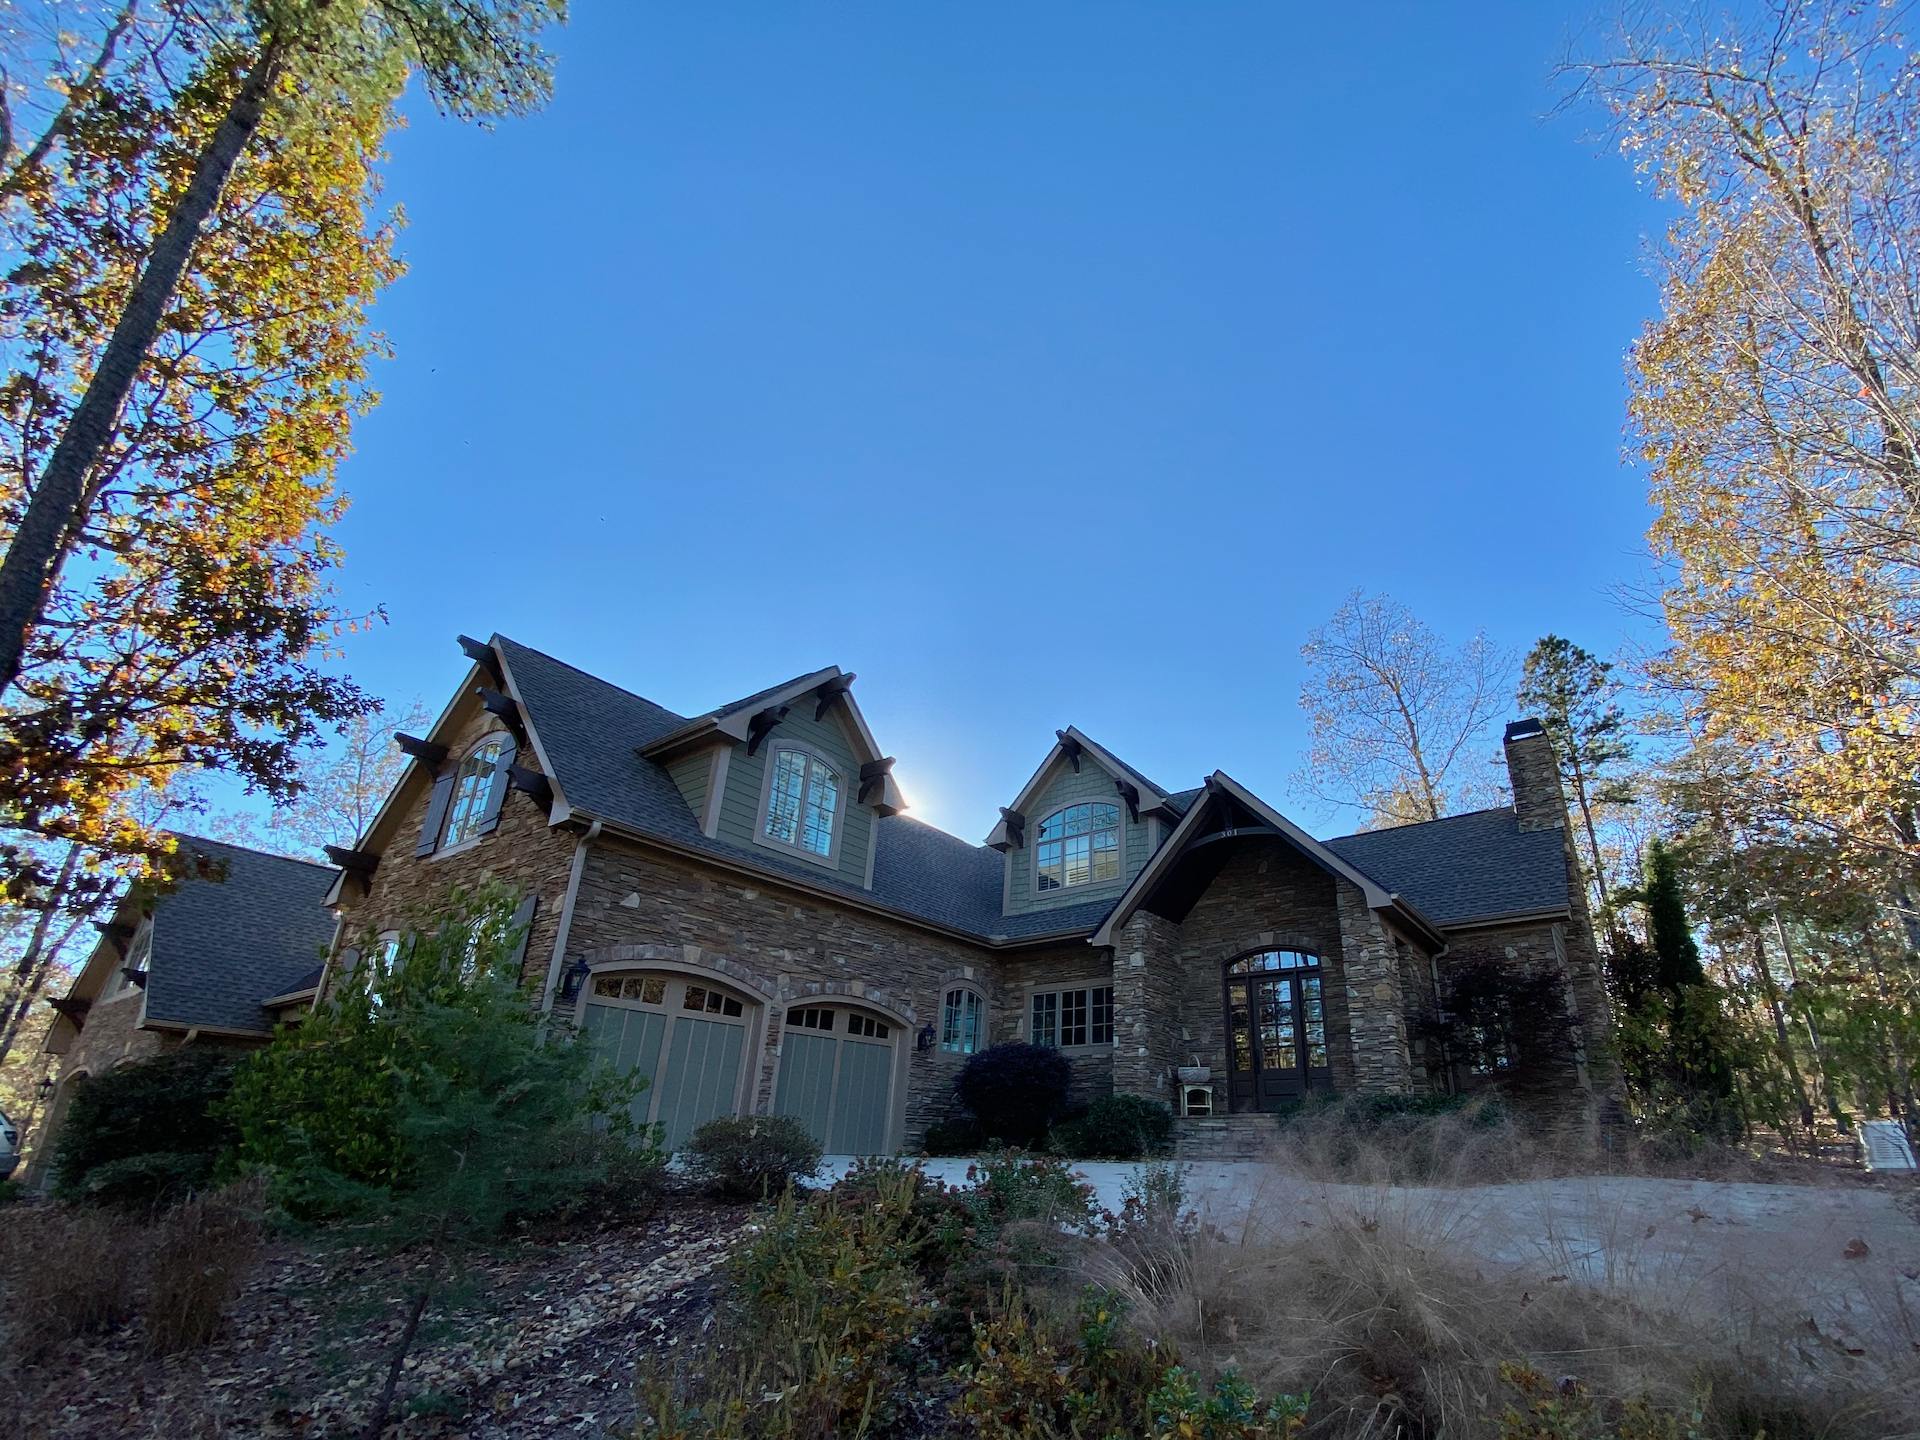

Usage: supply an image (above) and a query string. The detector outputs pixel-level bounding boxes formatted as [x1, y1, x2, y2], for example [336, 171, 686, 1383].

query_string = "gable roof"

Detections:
[480, 636, 1568, 948]
[1323, 808, 1569, 928]
[139, 836, 338, 1034]
[986, 726, 1177, 849]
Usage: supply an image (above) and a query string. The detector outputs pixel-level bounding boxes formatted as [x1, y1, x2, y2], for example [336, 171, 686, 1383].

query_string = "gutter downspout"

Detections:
[540, 821, 600, 1015]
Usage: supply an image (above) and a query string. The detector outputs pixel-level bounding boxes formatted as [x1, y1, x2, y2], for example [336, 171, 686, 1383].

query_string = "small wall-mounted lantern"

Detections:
[916, 1023, 936, 1053]
[35, 1075, 54, 1102]
[558, 955, 591, 1004]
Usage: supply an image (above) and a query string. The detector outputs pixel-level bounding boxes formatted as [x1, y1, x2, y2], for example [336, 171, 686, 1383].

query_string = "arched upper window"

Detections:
[1035, 802, 1121, 892]
[443, 736, 509, 848]
[1226, 950, 1319, 974]
[940, 986, 983, 1054]
[762, 745, 842, 860]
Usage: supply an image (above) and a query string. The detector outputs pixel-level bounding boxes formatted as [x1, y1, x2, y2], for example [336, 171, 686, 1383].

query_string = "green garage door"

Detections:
[773, 1004, 898, 1154]
[580, 971, 755, 1152]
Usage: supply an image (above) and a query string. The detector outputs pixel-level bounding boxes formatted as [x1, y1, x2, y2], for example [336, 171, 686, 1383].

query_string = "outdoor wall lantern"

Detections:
[35, 1075, 53, 1102]
[558, 955, 591, 1004]
[916, 1023, 936, 1052]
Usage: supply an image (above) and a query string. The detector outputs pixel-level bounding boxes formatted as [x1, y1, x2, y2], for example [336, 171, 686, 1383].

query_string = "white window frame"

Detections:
[753, 740, 845, 868]
[1032, 801, 1123, 895]
[1028, 984, 1115, 1050]
[100, 919, 153, 1004]
[939, 985, 984, 1055]
[440, 734, 509, 852]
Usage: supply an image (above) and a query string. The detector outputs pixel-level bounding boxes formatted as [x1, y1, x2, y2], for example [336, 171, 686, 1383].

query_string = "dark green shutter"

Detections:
[476, 739, 519, 835]
[417, 773, 456, 856]
[505, 894, 537, 977]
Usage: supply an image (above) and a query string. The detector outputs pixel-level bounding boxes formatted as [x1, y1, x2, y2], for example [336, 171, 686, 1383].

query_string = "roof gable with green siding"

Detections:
[1004, 753, 1154, 915]
[712, 704, 874, 887]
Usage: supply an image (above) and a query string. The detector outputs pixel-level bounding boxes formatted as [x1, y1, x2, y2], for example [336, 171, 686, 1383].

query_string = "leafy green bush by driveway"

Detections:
[682, 1114, 821, 1199]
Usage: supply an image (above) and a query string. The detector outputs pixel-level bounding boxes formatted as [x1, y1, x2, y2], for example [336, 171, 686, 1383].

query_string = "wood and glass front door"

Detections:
[1224, 950, 1332, 1111]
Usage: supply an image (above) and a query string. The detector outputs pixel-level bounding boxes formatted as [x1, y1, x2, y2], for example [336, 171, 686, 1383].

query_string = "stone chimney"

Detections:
[1503, 718, 1566, 833]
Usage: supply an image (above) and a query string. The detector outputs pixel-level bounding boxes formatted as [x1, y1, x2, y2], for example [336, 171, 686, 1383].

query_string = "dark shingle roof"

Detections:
[495, 637, 1569, 944]
[141, 836, 338, 1033]
[1323, 808, 1569, 927]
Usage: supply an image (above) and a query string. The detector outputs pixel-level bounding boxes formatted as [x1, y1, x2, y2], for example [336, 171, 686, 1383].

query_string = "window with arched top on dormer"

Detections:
[760, 743, 842, 861]
[1034, 801, 1121, 892]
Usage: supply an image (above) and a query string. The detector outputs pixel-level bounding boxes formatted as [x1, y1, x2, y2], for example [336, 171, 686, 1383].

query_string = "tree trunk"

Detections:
[363, 1276, 434, 1440]
[0, 843, 85, 1067]
[1751, 933, 1814, 1129]
[0, 41, 281, 697]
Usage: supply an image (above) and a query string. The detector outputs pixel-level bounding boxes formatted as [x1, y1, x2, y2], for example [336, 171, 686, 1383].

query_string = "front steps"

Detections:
[1171, 1113, 1276, 1162]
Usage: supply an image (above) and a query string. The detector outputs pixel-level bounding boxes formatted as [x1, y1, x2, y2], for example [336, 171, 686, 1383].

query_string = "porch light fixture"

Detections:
[558, 955, 591, 1004]
[916, 1023, 936, 1052]
[35, 1075, 53, 1102]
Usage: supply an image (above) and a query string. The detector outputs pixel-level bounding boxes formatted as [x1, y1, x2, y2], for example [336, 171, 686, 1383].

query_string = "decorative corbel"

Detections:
[1115, 779, 1141, 824]
[457, 634, 505, 689]
[858, 756, 899, 810]
[477, 687, 529, 745]
[1000, 807, 1027, 850]
[394, 733, 449, 771]
[813, 673, 856, 720]
[323, 846, 380, 878]
[92, 920, 135, 958]
[506, 765, 554, 809]
[746, 705, 790, 757]
[1055, 730, 1083, 773]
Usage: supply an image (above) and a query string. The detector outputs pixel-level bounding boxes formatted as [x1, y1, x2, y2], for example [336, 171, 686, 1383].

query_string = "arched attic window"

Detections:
[418, 733, 517, 856]
[1034, 801, 1121, 892]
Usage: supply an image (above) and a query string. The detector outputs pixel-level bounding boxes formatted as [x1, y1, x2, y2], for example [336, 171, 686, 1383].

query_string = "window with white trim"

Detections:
[444, 736, 507, 848]
[1035, 802, 1121, 892]
[1030, 985, 1114, 1048]
[763, 746, 842, 859]
[102, 920, 152, 1001]
[940, 987, 983, 1054]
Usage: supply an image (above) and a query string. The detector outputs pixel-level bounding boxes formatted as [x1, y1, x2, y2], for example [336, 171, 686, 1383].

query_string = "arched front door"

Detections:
[1223, 950, 1332, 1111]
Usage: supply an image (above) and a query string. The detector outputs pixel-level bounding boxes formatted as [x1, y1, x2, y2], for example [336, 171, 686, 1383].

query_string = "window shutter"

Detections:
[416, 774, 456, 856]
[505, 894, 538, 977]
[477, 739, 520, 835]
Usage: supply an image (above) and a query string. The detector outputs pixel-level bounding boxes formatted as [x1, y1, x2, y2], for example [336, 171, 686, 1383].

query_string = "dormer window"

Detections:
[1035, 802, 1121, 892]
[444, 736, 508, 848]
[762, 744, 841, 861]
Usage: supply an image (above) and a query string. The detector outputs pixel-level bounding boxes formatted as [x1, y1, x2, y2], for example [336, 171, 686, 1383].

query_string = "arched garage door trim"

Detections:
[572, 956, 770, 1151]
[770, 995, 911, 1155]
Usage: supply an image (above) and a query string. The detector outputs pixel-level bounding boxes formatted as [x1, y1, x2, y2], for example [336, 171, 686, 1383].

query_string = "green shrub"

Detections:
[923, 1113, 984, 1155]
[957, 1042, 1072, 1146]
[964, 1149, 1099, 1233]
[682, 1115, 821, 1199]
[636, 1166, 935, 1436]
[52, 1049, 238, 1209]
[1050, 1094, 1174, 1159]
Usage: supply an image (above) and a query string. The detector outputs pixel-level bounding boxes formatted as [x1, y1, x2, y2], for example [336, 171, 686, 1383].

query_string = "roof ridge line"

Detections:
[1324, 803, 1516, 843]
[166, 833, 335, 872]
[494, 633, 690, 720]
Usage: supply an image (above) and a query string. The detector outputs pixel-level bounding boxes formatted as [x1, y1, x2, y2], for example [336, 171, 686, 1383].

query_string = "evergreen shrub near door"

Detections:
[956, 1042, 1072, 1146]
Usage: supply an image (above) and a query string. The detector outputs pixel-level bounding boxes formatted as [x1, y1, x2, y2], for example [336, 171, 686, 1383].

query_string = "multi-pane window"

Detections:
[592, 973, 667, 1005]
[846, 1013, 889, 1039]
[764, 747, 841, 858]
[1035, 802, 1121, 892]
[1030, 985, 1115, 1048]
[787, 1005, 836, 1031]
[443, 736, 507, 848]
[684, 985, 745, 1017]
[940, 987, 983, 1054]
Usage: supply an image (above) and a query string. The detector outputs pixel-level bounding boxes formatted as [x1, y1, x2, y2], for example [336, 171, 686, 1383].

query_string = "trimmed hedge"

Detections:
[683, 1115, 822, 1198]
[1050, 1094, 1174, 1159]
[52, 1049, 238, 1210]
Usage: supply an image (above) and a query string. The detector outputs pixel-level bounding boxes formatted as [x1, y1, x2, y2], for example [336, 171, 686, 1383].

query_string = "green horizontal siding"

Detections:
[666, 750, 711, 823]
[714, 706, 873, 887]
[1006, 759, 1153, 916]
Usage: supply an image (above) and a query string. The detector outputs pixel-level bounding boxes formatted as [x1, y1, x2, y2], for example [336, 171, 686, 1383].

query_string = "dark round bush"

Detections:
[955, 1042, 1071, 1147]
[53, 1049, 238, 1209]
[1050, 1094, 1174, 1159]
[683, 1115, 822, 1199]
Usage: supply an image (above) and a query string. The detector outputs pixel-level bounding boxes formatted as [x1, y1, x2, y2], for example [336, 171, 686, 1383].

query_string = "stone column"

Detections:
[1113, 910, 1182, 1098]
[1335, 883, 1412, 1093]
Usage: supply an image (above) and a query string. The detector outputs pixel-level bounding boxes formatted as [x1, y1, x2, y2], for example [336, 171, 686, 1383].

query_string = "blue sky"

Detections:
[309, 1, 1670, 841]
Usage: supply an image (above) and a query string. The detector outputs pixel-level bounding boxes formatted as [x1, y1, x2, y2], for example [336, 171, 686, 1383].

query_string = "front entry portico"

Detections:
[1223, 949, 1333, 1112]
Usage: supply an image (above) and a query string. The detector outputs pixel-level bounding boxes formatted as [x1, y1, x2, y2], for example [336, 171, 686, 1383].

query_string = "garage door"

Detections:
[772, 1004, 897, 1154]
[580, 971, 754, 1152]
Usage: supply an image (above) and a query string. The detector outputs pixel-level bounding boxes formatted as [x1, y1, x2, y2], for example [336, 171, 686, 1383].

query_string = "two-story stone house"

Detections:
[319, 633, 1616, 1154]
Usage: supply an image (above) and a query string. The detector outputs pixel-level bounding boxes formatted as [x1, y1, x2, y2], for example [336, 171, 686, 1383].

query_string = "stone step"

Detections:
[1171, 1113, 1277, 1162]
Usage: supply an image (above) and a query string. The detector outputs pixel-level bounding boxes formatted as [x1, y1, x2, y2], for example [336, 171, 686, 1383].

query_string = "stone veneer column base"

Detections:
[1112, 911, 1182, 1098]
